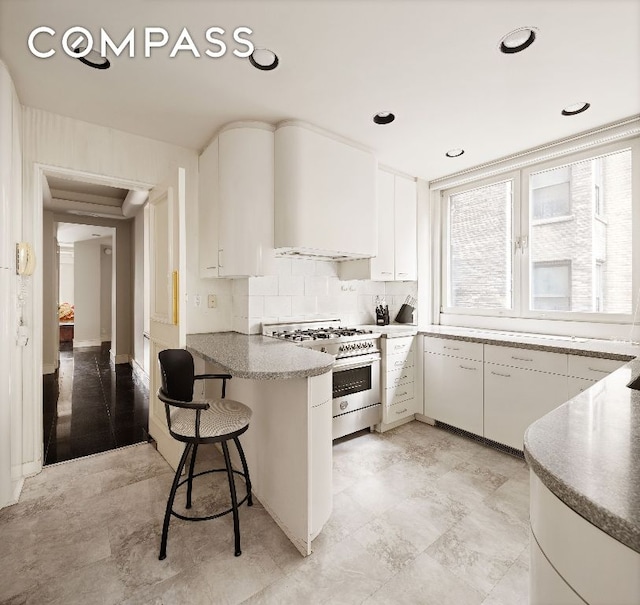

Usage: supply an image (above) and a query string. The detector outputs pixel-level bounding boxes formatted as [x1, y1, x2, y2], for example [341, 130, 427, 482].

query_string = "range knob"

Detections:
[339, 345, 344, 352]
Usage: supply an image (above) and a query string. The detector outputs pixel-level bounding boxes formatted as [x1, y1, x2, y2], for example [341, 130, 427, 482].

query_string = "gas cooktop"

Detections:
[262, 320, 381, 358]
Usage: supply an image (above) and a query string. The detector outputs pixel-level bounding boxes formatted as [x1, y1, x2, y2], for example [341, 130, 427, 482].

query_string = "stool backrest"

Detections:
[158, 349, 195, 403]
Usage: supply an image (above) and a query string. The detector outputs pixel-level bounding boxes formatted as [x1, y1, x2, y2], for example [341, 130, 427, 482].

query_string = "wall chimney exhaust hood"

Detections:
[274, 121, 377, 261]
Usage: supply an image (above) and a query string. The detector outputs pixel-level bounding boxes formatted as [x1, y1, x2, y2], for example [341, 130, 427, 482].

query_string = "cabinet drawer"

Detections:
[423, 336, 483, 361]
[385, 337, 414, 357]
[383, 365, 415, 389]
[484, 344, 567, 375]
[567, 355, 626, 381]
[386, 350, 414, 372]
[385, 382, 414, 407]
[387, 396, 421, 419]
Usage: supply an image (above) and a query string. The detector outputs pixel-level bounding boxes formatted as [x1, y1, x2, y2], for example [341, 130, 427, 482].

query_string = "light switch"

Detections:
[208, 294, 217, 308]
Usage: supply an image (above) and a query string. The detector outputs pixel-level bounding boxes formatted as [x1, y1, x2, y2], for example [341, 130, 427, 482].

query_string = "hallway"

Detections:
[43, 343, 149, 465]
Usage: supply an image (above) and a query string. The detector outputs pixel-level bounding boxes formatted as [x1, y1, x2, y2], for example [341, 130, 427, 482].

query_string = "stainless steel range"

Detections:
[263, 320, 382, 439]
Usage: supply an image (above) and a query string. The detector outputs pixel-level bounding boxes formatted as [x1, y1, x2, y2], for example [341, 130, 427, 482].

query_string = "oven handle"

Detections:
[333, 353, 381, 371]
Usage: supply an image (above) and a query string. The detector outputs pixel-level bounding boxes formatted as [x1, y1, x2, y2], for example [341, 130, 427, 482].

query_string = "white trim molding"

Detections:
[73, 339, 101, 348]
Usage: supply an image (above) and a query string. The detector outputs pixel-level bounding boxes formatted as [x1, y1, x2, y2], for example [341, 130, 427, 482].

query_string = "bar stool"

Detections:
[157, 349, 253, 560]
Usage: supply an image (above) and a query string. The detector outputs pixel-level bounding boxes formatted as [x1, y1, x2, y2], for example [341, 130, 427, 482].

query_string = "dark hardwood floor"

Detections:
[42, 342, 149, 465]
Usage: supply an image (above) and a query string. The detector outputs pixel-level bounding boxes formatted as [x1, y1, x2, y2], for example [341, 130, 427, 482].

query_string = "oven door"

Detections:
[332, 353, 381, 417]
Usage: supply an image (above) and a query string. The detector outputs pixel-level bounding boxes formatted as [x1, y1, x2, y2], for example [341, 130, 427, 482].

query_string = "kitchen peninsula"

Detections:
[186, 332, 334, 556]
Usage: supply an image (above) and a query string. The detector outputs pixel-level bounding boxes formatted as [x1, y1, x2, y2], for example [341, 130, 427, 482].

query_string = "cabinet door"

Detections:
[370, 169, 395, 280]
[198, 139, 219, 278]
[218, 125, 274, 277]
[423, 353, 483, 435]
[567, 376, 596, 398]
[393, 175, 417, 281]
[484, 365, 567, 450]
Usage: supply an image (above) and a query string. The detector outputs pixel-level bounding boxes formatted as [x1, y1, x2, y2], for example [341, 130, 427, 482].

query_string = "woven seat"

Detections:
[157, 349, 253, 560]
[170, 399, 252, 439]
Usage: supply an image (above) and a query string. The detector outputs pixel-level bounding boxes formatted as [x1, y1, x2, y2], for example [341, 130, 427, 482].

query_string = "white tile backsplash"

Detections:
[278, 274, 305, 296]
[304, 275, 329, 296]
[248, 275, 278, 296]
[231, 259, 417, 333]
[264, 295, 292, 318]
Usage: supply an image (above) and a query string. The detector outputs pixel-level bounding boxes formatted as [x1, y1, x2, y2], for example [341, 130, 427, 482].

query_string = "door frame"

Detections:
[29, 163, 154, 475]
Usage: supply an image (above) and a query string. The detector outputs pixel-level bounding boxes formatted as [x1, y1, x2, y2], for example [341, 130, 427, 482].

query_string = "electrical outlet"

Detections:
[208, 294, 217, 308]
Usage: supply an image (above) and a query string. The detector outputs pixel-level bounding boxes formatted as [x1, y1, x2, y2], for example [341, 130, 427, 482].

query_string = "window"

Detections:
[440, 142, 634, 321]
[446, 179, 512, 310]
[528, 148, 632, 314]
[531, 166, 571, 220]
[532, 261, 571, 311]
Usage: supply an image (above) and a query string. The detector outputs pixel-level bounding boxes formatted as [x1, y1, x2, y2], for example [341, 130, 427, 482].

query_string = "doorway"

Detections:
[41, 173, 150, 464]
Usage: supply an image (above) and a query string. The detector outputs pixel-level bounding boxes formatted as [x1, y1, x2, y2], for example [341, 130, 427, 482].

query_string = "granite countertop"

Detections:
[359, 324, 419, 338]
[420, 325, 638, 360]
[524, 358, 640, 553]
[186, 332, 334, 380]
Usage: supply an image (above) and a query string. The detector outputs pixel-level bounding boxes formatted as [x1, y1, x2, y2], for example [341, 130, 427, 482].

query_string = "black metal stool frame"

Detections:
[157, 362, 253, 560]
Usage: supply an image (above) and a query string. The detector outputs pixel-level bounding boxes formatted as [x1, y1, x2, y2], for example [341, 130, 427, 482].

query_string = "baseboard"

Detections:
[131, 358, 149, 387]
[110, 351, 130, 365]
[21, 459, 42, 479]
[42, 363, 56, 375]
[73, 339, 101, 348]
[415, 413, 435, 425]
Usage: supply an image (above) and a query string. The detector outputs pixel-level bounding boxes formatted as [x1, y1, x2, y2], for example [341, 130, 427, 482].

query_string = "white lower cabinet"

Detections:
[422, 336, 628, 451]
[380, 336, 418, 429]
[423, 353, 483, 435]
[484, 364, 567, 450]
[530, 472, 640, 605]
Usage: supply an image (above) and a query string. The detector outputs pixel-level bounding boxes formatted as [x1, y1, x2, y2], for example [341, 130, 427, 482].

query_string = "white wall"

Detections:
[42, 210, 58, 372]
[58, 245, 74, 305]
[232, 256, 418, 333]
[73, 239, 101, 346]
[100, 243, 112, 342]
[132, 208, 146, 373]
[0, 60, 23, 508]
[20, 106, 229, 478]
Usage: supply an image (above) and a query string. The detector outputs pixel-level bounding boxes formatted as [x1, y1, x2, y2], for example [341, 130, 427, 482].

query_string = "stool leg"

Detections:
[233, 436, 253, 507]
[186, 442, 199, 509]
[222, 441, 241, 556]
[159, 442, 191, 561]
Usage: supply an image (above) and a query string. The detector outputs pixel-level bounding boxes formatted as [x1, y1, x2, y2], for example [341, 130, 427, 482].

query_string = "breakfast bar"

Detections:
[186, 332, 335, 556]
[524, 358, 640, 604]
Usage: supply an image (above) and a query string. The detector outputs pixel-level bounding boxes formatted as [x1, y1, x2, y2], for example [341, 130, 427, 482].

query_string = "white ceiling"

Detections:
[1, 0, 638, 181]
[57, 222, 114, 245]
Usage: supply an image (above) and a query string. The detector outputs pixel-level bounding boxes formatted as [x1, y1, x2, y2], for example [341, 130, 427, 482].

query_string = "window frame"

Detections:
[440, 171, 520, 318]
[438, 138, 636, 326]
[520, 141, 634, 323]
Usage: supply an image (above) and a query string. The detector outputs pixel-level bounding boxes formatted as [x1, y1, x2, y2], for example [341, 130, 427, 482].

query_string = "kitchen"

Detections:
[0, 1, 639, 603]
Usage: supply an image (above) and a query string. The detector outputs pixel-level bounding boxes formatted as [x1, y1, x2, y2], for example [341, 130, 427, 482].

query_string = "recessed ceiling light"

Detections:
[249, 48, 279, 71]
[561, 102, 591, 116]
[446, 148, 465, 158]
[499, 27, 537, 54]
[373, 111, 395, 125]
[73, 47, 110, 70]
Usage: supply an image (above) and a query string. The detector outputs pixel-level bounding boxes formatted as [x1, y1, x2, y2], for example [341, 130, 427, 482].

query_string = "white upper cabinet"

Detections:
[198, 122, 275, 278]
[274, 121, 377, 259]
[370, 169, 395, 280]
[393, 174, 418, 280]
[340, 169, 418, 281]
[198, 138, 219, 278]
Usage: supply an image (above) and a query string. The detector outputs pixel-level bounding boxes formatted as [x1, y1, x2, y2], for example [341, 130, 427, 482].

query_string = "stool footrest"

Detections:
[169, 467, 251, 522]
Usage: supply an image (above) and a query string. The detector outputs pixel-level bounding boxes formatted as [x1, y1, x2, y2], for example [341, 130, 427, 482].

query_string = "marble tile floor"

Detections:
[43, 343, 149, 465]
[0, 420, 530, 604]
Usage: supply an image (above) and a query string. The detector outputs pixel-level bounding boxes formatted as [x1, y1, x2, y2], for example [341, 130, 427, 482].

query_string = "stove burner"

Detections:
[271, 326, 372, 341]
